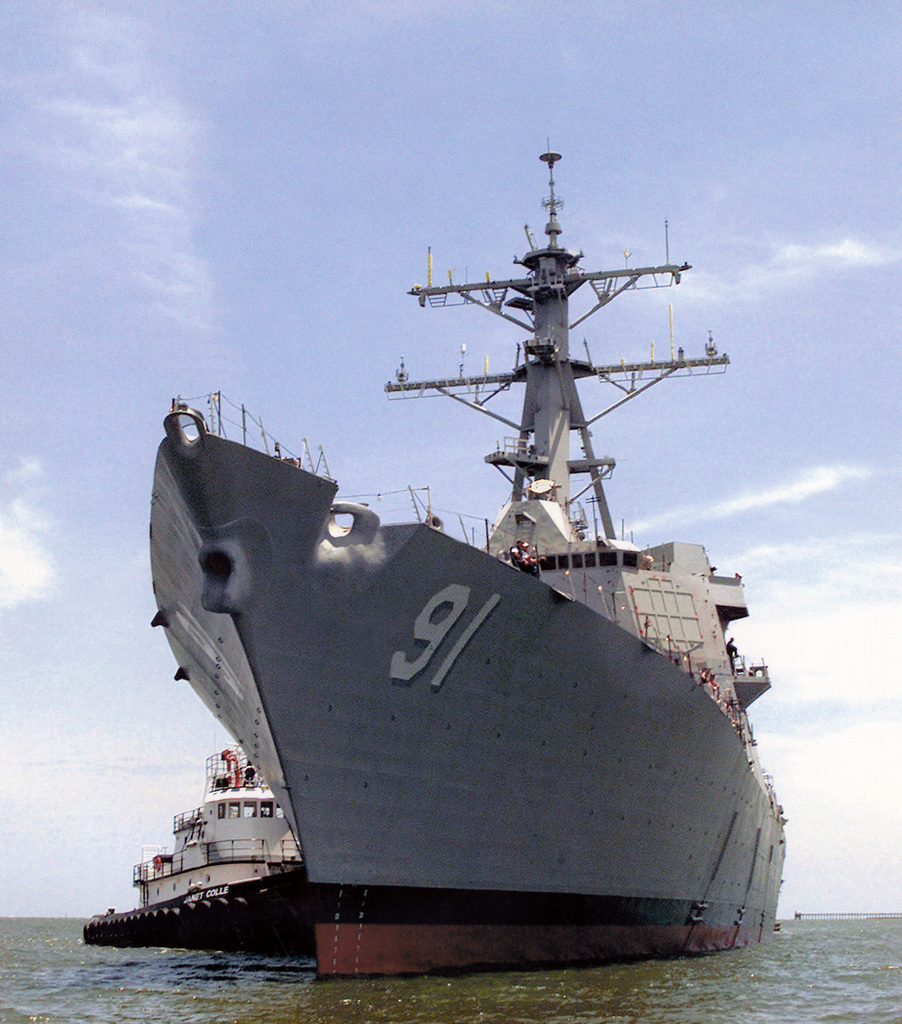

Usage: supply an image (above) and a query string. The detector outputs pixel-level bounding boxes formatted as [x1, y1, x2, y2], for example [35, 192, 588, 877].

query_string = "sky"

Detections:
[1, 0, 900, 919]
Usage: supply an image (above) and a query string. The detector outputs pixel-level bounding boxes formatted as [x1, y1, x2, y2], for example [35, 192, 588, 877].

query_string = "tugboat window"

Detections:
[228, 802, 240, 818]
[218, 803, 226, 819]
[243, 802, 257, 817]
[260, 801, 274, 818]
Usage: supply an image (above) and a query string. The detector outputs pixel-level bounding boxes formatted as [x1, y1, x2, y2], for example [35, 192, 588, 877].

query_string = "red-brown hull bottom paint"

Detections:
[315, 922, 756, 977]
[86, 869, 771, 975]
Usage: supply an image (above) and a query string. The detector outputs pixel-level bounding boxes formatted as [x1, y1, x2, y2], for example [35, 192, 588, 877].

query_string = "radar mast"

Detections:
[391, 153, 727, 543]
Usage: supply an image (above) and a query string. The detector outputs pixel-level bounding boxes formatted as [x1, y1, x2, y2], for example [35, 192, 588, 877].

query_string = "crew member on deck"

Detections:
[510, 539, 539, 576]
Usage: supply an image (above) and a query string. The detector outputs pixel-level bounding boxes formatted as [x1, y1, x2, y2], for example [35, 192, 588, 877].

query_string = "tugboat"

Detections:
[148, 152, 785, 976]
[84, 748, 312, 955]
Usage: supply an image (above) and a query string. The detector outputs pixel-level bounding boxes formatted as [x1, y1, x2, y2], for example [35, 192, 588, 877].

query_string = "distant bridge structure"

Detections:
[792, 912, 902, 920]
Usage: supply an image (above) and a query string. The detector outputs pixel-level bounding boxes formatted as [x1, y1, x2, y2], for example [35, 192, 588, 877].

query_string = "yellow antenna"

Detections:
[428, 247, 432, 288]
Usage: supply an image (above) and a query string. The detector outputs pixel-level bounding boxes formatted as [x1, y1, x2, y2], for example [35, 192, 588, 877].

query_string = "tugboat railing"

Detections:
[133, 837, 301, 884]
[173, 807, 203, 833]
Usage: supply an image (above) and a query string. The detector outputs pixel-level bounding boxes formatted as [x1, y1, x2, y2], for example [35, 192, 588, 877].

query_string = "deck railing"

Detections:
[173, 807, 203, 833]
[133, 836, 301, 884]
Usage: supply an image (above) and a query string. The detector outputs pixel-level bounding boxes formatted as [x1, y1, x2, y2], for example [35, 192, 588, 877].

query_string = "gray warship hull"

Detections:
[150, 422, 784, 976]
[149, 151, 784, 975]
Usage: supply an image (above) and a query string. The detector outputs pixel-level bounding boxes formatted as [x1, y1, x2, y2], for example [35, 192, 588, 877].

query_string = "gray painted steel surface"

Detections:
[149, 154, 785, 968]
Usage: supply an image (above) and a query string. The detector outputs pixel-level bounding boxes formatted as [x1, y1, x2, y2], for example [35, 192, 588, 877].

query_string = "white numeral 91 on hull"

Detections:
[390, 585, 501, 691]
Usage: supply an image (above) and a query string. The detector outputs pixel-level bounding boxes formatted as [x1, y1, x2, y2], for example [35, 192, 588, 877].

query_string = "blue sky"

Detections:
[1, 1, 900, 918]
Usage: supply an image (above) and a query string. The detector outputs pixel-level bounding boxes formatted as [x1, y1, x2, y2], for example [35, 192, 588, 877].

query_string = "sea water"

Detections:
[2, 917, 901, 1023]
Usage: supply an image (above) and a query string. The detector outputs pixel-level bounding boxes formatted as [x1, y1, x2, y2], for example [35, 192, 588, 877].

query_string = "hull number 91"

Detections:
[391, 584, 501, 691]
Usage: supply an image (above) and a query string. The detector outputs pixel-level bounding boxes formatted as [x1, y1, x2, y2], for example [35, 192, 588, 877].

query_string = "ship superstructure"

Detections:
[396, 152, 762, 715]
[147, 153, 785, 975]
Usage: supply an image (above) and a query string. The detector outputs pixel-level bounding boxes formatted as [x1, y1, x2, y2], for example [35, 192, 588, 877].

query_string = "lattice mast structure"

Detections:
[389, 151, 727, 541]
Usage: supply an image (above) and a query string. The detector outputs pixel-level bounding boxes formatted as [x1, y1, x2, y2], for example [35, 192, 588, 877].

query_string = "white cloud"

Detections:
[4, 456, 44, 487]
[732, 532, 901, 589]
[761, 719, 902, 914]
[683, 238, 902, 304]
[633, 464, 868, 535]
[724, 529, 902, 911]
[36, 7, 215, 332]
[0, 460, 55, 610]
[775, 238, 900, 269]
[729, 531, 902, 705]
[747, 601, 902, 705]
[1, 725, 207, 916]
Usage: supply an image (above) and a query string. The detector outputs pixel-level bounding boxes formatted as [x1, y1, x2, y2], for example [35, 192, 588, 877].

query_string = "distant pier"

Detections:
[793, 912, 902, 920]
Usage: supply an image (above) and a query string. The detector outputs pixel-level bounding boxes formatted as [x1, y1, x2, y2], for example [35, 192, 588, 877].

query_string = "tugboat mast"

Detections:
[392, 152, 726, 542]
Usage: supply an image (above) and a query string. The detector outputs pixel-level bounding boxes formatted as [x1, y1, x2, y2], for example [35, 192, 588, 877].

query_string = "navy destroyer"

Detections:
[149, 153, 785, 976]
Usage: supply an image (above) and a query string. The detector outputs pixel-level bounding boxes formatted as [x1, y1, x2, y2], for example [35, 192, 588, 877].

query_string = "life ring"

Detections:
[222, 748, 241, 788]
